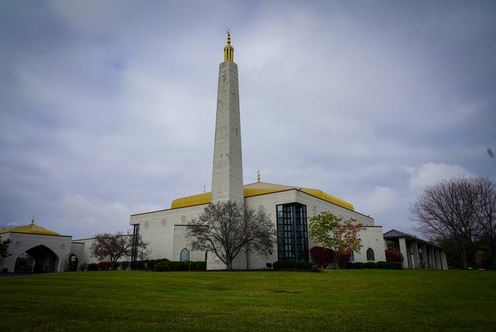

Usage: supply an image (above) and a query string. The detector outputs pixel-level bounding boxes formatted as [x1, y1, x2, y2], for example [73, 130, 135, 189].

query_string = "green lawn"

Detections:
[1, 270, 495, 331]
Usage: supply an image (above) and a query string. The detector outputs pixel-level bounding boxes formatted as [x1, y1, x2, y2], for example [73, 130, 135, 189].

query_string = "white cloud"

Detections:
[405, 162, 474, 193]
[354, 186, 398, 216]
[52, 193, 161, 238]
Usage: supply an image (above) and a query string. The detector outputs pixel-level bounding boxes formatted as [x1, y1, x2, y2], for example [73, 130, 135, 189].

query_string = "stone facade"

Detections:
[211, 60, 244, 207]
[130, 185, 387, 270]
[1, 232, 72, 272]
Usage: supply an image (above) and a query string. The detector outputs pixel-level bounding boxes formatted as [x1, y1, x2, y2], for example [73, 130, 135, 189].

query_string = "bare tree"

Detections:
[475, 178, 496, 267]
[186, 201, 276, 270]
[90, 231, 148, 264]
[0, 238, 11, 258]
[412, 177, 496, 268]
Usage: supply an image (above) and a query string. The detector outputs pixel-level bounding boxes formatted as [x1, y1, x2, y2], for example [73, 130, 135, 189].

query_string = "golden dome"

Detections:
[171, 182, 354, 211]
[0, 221, 61, 236]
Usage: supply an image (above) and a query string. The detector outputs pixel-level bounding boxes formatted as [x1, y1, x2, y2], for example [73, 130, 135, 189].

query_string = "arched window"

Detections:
[180, 248, 190, 262]
[366, 248, 375, 261]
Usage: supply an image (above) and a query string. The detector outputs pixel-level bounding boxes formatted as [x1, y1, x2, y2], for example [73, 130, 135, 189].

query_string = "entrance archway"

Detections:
[16, 245, 59, 273]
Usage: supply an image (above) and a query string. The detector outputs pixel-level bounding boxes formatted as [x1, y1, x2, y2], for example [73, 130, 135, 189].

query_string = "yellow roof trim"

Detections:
[300, 188, 354, 211]
[0, 223, 61, 236]
[170, 182, 354, 211]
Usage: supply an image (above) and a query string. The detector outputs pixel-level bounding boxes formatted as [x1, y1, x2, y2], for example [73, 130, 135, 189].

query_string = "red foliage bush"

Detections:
[385, 250, 404, 263]
[98, 261, 112, 271]
[338, 251, 351, 268]
[310, 246, 334, 267]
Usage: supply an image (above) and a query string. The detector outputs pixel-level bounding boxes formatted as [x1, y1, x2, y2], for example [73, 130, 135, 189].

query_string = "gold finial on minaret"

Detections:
[224, 29, 234, 62]
[256, 170, 261, 182]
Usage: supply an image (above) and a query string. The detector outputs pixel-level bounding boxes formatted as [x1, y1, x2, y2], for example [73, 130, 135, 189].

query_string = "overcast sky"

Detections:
[1, 1, 495, 238]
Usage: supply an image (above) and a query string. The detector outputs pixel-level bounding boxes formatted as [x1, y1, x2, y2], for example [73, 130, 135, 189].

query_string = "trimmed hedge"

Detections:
[376, 261, 388, 269]
[387, 262, 403, 270]
[190, 261, 206, 271]
[152, 261, 207, 272]
[153, 261, 170, 272]
[130, 259, 170, 271]
[87, 263, 98, 271]
[273, 260, 313, 271]
[345, 261, 402, 270]
[365, 262, 377, 269]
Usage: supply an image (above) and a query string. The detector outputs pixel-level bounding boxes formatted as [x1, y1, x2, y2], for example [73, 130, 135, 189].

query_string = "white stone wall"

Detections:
[1, 233, 72, 272]
[130, 189, 386, 269]
[130, 204, 207, 261]
[353, 226, 386, 262]
[70, 238, 99, 265]
[244, 190, 385, 268]
[173, 225, 205, 262]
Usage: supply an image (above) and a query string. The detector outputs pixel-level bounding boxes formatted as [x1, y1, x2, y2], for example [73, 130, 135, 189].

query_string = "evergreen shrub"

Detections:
[376, 261, 388, 269]
[191, 261, 206, 271]
[87, 263, 98, 271]
[352, 262, 365, 269]
[365, 262, 377, 269]
[153, 261, 170, 272]
[388, 262, 403, 270]
[273, 260, 312, 270]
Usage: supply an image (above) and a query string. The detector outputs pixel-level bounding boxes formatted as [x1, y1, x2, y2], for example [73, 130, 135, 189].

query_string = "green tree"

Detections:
[308, 212, 362, 268]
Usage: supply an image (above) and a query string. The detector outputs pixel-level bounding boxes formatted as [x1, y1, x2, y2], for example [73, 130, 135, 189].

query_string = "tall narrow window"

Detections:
[131, 224, 140, 263]
[366, 248, 375, 261]
[180, 248, 190, 262]
[276, 203, 309, 261]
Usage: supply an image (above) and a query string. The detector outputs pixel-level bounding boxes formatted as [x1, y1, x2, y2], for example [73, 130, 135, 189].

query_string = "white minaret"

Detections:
[211, 31, 244, 207]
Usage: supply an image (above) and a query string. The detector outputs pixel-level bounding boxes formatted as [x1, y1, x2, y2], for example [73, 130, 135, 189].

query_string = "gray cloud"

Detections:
[1, 1, 495, 237]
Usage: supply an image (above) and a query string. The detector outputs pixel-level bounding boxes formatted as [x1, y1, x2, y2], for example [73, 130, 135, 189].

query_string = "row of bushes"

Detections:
[344, 261, 402, 270]
[273, 260, 313, 270]
[272, 260, 402, 270]
[153, 261, 206, 272]
[130, 259, 170, 271]
[84, 261, 131, 271]
[84, 259, 206, 272]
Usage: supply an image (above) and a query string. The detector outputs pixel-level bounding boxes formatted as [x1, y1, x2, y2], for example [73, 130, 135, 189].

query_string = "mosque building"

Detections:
[0, 33, 448, 273]
[128, 32, 386, 269]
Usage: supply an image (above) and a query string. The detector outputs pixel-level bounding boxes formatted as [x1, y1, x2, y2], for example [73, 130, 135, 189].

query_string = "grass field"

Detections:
[1, 270, 495, 331]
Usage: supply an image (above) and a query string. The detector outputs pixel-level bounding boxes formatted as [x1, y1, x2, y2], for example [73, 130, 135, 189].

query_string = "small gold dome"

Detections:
[0, 221, 61, 236]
